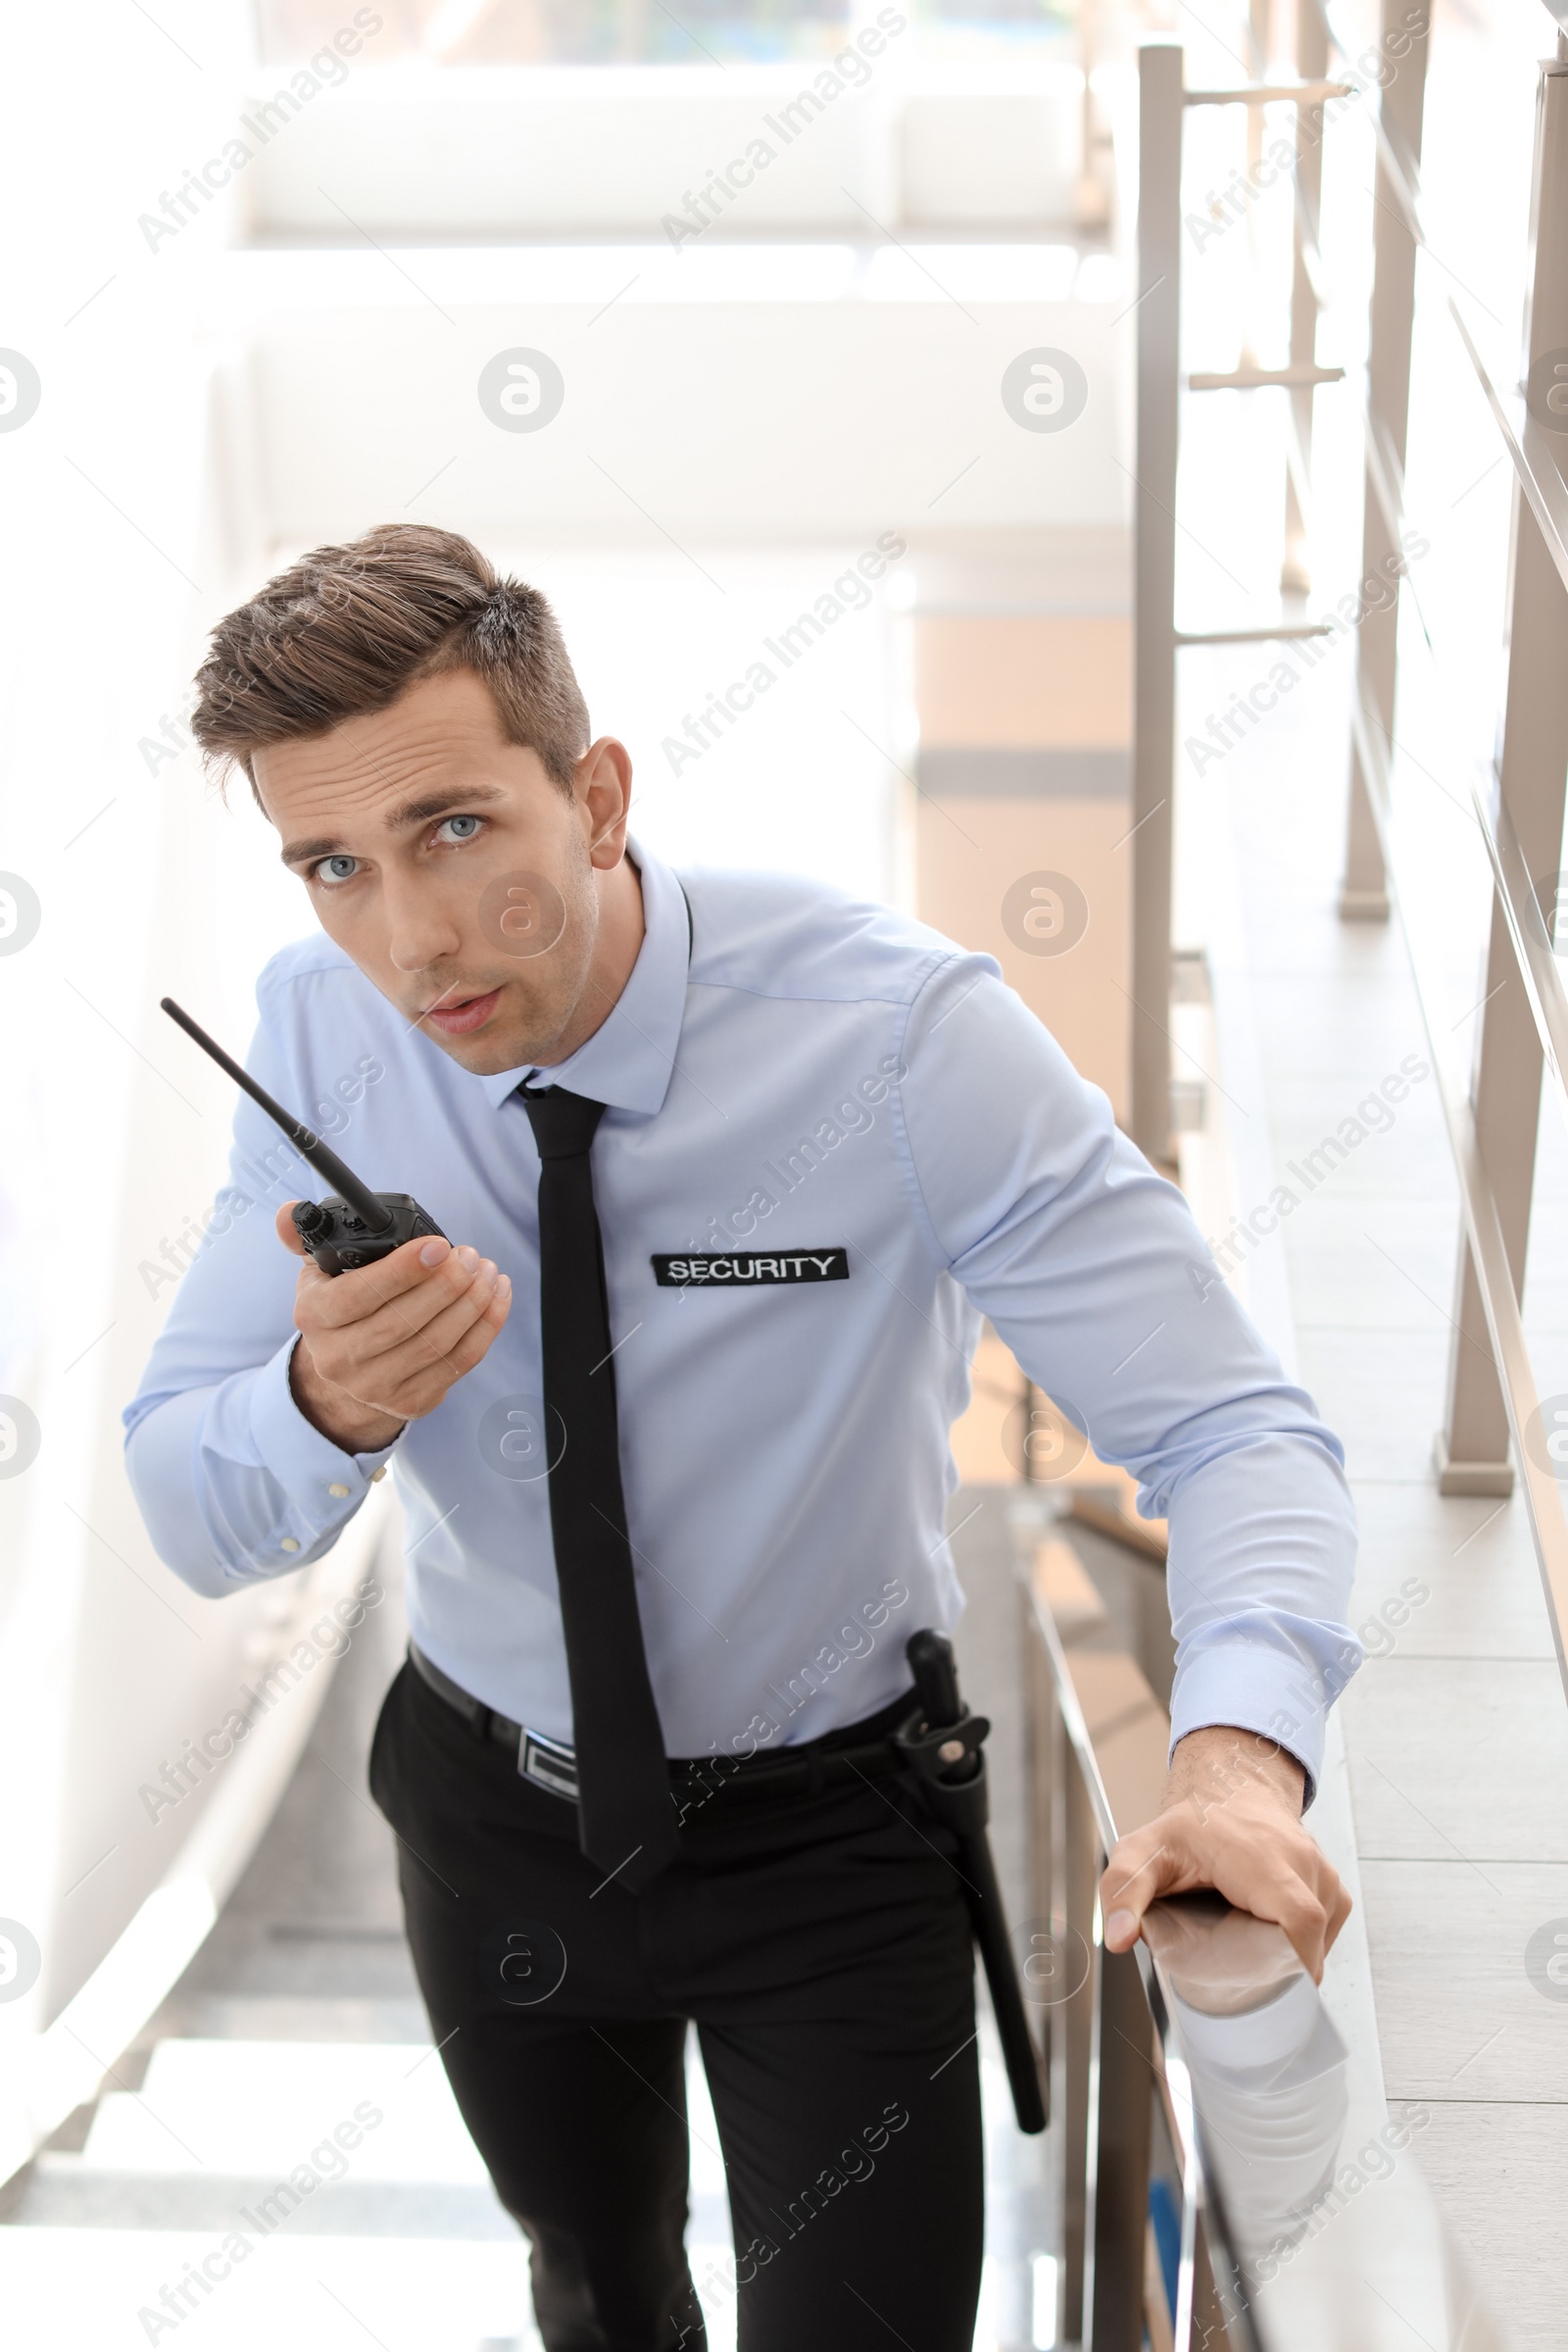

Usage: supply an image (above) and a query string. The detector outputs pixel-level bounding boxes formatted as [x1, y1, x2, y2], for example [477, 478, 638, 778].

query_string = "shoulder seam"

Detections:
[884, 956, 975, 1275]
[685, 944, 969, 1013]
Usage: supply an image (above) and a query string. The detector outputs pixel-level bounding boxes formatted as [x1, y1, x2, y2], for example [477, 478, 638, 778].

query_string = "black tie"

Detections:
[520, 1086, 679, 1891]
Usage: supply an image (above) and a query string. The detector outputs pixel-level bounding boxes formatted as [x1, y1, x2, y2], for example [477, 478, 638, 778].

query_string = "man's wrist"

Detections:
[288, 1340, 405, 1456]
[1165, 1724, 1305, 1822]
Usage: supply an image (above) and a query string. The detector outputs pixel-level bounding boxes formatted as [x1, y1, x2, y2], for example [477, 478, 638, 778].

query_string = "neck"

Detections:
[533, 851, 645, 1066]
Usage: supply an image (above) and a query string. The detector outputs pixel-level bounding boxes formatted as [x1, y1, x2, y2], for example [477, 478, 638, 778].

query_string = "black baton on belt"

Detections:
[895, 1630, 1047, 2134]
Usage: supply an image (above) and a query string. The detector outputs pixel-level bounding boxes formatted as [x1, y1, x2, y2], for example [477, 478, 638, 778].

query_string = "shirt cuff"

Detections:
[1167, 1644, 1337, 1809]
[249, 1337, 400, 1545]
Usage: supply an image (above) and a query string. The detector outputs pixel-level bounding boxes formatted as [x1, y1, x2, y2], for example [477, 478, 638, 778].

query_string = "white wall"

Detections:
[217, 243, 1132, 545]
[236, 63, 1089, 241]
[0, 0, 357, 2173]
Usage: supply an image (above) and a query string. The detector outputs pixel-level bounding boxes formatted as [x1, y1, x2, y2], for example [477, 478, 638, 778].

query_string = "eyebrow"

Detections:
[280, 782, 510, 868]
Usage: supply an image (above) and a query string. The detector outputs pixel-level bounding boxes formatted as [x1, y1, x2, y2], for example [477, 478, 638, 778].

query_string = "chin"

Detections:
[431, 1029, 536, 1077]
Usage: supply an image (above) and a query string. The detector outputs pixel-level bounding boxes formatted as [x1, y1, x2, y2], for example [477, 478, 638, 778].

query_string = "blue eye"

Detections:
[439, 813, 481, 842]
[316, 855, 359, 885]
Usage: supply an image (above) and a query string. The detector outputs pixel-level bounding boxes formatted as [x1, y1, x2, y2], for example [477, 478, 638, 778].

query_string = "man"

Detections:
[126, 524, 1356, 2352]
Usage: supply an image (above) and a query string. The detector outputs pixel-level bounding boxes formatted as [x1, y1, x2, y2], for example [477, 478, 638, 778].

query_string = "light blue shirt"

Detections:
[124, 841, 1359, 1789]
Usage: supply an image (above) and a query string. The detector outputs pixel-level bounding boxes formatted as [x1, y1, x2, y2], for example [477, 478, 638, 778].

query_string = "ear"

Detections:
[577, 737, 634, 868]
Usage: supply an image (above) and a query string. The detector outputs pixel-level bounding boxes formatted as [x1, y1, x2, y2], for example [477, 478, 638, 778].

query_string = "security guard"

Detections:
[126, 525, 1356, 2352]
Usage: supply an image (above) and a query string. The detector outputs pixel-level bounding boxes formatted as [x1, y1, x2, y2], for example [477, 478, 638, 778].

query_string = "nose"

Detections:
[385, 877, 464, 975]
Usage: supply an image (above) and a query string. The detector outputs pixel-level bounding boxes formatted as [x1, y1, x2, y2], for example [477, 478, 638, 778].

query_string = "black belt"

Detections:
[407, 1642, 912, 1811]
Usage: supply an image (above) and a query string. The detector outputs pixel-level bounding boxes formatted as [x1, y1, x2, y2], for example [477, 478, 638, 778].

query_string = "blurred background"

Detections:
[0, 0, 1562, 2343]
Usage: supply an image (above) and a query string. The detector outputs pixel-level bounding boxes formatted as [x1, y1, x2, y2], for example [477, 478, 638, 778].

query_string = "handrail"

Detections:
[1447, 294, 1568, 599]
[1133, 7, 1568, 1516]
[1310, 33, 1568, 1226]
[1028, 1554, 1121, 1857]
[1470, 762, 1568, 1108]
[1018, 1545, 1506, 2349]
[1309, 6, 1568, 610]
[1342, 455, 1568, 1160]
[1205, 0, 1568, 1519]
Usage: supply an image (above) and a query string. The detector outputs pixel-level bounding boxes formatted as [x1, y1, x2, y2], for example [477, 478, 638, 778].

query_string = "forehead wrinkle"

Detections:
[384, 780, 511, 831]
[267, 721, 513, 865]
[259, 668, 515, 812]
[278, 774, 514, 865]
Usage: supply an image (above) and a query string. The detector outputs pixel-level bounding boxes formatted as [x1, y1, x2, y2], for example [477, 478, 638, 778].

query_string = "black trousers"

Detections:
[368, 1660, 984, 2352]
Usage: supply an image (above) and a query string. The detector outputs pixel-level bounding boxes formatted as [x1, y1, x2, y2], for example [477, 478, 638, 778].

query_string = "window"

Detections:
[255, 0, 1076, 66]
[256, 0, 856, 66]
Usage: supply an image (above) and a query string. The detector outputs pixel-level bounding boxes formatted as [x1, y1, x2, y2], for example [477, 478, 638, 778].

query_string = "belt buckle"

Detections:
[518, 1727, 578, 1803]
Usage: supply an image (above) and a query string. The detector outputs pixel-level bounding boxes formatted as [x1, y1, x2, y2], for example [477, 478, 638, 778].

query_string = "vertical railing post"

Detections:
[1439, 44, 1568, 1493]
[1241, 0, 1272, 371]
[1076, 0, 1112, 227]
[1061, 1745, 1099, 2346]
[1191, 2228, 1233, 2349]
[1339, 0, 1432, 917]
[1084, 1947, 1155, 2348]
[1282, 0, 1329, 592]
[1132, 42, 1185, 1166]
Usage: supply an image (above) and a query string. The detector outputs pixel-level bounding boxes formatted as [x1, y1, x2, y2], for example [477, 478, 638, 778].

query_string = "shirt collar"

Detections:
[476, 837, 689, 1118]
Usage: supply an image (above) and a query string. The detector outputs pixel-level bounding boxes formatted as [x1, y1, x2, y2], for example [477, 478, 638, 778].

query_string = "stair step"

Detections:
[0, 2034, 740, 2350]
[0, 2228, 540, 2351]
[76, 2040, 489, 2184]
[14, 2161, 517, 2238]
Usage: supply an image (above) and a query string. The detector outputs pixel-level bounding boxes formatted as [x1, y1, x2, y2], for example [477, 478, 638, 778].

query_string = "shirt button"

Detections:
[280, 1538, 301, 1553]
[328, 1483, 350, 1498]
[371, 1467, 387, 1483]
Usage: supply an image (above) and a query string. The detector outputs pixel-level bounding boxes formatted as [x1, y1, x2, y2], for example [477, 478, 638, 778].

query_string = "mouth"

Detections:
[421, 986, 503, 1037]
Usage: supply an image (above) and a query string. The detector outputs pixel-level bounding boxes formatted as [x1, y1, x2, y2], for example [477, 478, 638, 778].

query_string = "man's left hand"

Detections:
[1099, 1726, 1350, 1984]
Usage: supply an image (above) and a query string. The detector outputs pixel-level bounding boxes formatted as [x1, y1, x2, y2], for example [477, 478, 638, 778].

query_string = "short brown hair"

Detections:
[191, 525, 590, 794]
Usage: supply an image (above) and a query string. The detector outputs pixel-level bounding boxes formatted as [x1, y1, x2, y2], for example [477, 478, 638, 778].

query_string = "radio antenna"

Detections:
[161, 997, 393, 1235]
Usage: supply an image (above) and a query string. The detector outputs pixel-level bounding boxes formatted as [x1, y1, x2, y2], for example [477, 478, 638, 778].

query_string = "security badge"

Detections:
[652, 1248, 850, 1288]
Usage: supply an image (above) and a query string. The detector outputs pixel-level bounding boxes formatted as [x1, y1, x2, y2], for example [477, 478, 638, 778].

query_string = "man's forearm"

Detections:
[289, 1339, 406, 1454]
[1165, 1724, 1306, 1822]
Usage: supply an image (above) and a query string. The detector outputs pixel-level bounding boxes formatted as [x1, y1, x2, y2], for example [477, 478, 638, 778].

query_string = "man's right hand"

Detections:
[1100, 1726, 1349, 1984]
[277, 1203, 512, 1454]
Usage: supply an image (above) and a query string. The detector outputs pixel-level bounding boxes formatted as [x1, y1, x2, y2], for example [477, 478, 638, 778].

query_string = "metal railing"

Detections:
[1129, 3, 1568, 1707]
[1130, 25, 1352, 1173]
[1336, 0, 1432, 925]
[1017, 1533, 1505, 2351]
